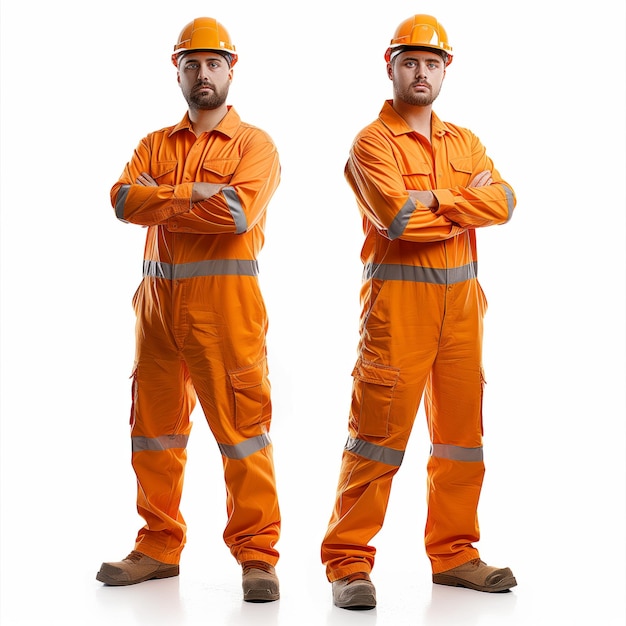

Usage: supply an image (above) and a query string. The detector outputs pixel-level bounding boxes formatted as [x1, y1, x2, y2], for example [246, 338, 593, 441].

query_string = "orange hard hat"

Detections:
[384, 14, 453, 66]
[172, 17, 238, 67]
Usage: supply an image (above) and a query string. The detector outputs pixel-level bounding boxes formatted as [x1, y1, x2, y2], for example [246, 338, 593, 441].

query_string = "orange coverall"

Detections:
[321, 101, 516, 579]
[111, 107, 281, 566]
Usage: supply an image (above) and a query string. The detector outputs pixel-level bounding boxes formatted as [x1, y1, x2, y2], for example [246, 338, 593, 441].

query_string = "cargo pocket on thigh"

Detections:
[351, 358, 400, 437]
[228, 358, 271, 430]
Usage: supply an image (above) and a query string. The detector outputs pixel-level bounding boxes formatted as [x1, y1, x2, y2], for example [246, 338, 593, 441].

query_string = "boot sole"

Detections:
[432, 572, 517, 593]
[335, 594, 377, 610]
[96, 565, 179, 586]
[243, 589, 280, 603]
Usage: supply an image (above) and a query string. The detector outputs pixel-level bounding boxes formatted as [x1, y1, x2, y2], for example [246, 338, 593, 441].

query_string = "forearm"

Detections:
[433, 181, 516, 228]
[112, 181, 194, 225]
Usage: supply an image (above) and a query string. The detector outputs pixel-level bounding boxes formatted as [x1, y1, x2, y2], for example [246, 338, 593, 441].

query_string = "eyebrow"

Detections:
[182, 55, 224, 64]
[402, 55, 442, 64]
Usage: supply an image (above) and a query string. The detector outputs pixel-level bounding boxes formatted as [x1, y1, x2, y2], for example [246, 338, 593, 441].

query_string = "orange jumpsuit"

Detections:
[321, 101, 515, 579]
[111, 107, 281, 566]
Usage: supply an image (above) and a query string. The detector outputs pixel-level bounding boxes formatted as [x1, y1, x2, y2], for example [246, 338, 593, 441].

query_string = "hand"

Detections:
[408, 190, 437, 209]
[191, 182, 225, 202]
[469, 170, 493, 188]
[136, 172, 158, 187]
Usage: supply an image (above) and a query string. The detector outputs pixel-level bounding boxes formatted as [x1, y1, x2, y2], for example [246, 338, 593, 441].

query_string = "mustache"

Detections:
[411, 80, 431, 88]
[193, 81, 215, 91]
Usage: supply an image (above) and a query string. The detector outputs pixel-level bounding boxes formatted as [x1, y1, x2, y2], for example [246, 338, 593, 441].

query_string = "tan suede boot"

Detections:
[241, 560, 280, 602]
[96, 550, 179, 586]
[332, 572, 377, 610]
[433, 558, 517, 592]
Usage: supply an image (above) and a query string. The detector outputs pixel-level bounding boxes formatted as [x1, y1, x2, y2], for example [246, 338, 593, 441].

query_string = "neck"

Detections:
[188, 103, 229, 135]
[392, 98, 433, 139]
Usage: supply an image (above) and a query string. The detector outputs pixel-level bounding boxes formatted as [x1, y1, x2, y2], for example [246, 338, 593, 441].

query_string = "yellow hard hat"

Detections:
[385, 14, 453, 66]
[172, 17, 238, 67]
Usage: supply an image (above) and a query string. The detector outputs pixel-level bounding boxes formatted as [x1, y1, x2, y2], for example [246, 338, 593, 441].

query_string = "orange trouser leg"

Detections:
[321, 450, 400, 581]
[130, 347, 196, 565]
[183, 296, 280, 565]
[321, 281, 434, 581]
[220, 446, 281, 564]
[424, 281, 486, 573]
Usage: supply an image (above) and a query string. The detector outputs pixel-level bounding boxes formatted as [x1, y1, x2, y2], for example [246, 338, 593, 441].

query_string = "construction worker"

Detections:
[321, 14, 517, 609]
[96, 17, 281, 602]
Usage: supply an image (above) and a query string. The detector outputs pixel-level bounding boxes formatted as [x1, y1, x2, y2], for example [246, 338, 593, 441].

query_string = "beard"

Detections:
[394, 80, 441, 106]
[185, 82, 229, 110]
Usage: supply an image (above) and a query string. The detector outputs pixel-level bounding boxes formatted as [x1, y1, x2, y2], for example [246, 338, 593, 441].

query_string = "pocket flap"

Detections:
[352, 358, 399, 387]
[152, 161, 178, 179]
[449, 156, 473, 174]
[229, 359, 266, 390]
[202, 158, 240, 177]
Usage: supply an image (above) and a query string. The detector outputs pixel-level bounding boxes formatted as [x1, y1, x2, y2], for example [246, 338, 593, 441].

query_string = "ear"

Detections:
[386, 62, 393, 80]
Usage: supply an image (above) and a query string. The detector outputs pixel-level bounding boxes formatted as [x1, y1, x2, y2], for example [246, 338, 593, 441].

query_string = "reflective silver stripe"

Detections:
[501, 184, 515, 222]
[431, 443, 483, 462]
[222, 186, 247, 234]
[364, 262, 477, 285]
[143, 259, 259, 279]
[115, 185, 131, 222]
[132, 434, 189, 452]
[345, 436, 404, 467]
[388, 197, 415, 240]
[219, 434, 271, 460]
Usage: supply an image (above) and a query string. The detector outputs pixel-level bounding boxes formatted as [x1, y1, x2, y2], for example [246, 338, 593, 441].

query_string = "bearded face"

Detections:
[177, 52, 232, 111]
[388, 50, 445, 107]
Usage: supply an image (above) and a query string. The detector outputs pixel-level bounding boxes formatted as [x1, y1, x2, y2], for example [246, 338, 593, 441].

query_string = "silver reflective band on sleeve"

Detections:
[222, 186, 247, 234]
[143, 259, 259, 279]
[345, 436, 404, 466]
[501, 184, 515, 222]
[364, 262, 477, 285]
[387, 197, 415, 240]
[115, 185, 131, 222]
[430, 443, 483, 462]
[219, 433, 271, 460]
[132, 434, 189, 452]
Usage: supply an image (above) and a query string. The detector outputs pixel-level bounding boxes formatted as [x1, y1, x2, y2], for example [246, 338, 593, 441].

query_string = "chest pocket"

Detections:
[448, 155, 474, 186]
[398, 159, 432, 190]
[201, 158, 240, 184]
[151, 160, 178, 185]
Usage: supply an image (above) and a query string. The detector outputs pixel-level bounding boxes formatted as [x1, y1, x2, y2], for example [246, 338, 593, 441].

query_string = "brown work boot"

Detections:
[332, 572, 376, 610]
[433, 558, 517, 592]
[241, 560, 280, 602]
[96, 550, 179, 586]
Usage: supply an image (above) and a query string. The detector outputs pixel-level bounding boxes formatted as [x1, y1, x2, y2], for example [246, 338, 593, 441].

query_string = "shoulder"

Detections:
[237, 120, 276, 144]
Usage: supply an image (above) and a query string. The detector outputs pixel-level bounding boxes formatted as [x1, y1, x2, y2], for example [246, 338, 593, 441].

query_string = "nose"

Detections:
[197, 64, 211, 81]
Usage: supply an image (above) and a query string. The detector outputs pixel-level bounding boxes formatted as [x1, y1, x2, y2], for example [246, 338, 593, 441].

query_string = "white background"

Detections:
[1, 0, 625, 624]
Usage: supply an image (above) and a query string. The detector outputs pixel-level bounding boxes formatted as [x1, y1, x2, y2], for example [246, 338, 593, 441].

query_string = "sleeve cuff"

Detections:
[432, 188, 455, 214]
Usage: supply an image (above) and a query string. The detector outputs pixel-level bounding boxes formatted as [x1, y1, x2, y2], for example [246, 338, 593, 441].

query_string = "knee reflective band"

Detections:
[132, 435, 190, 452]
[219, 434, 272, 460]
[430, 443, 483, 462]
[345, 436, 405, 466]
